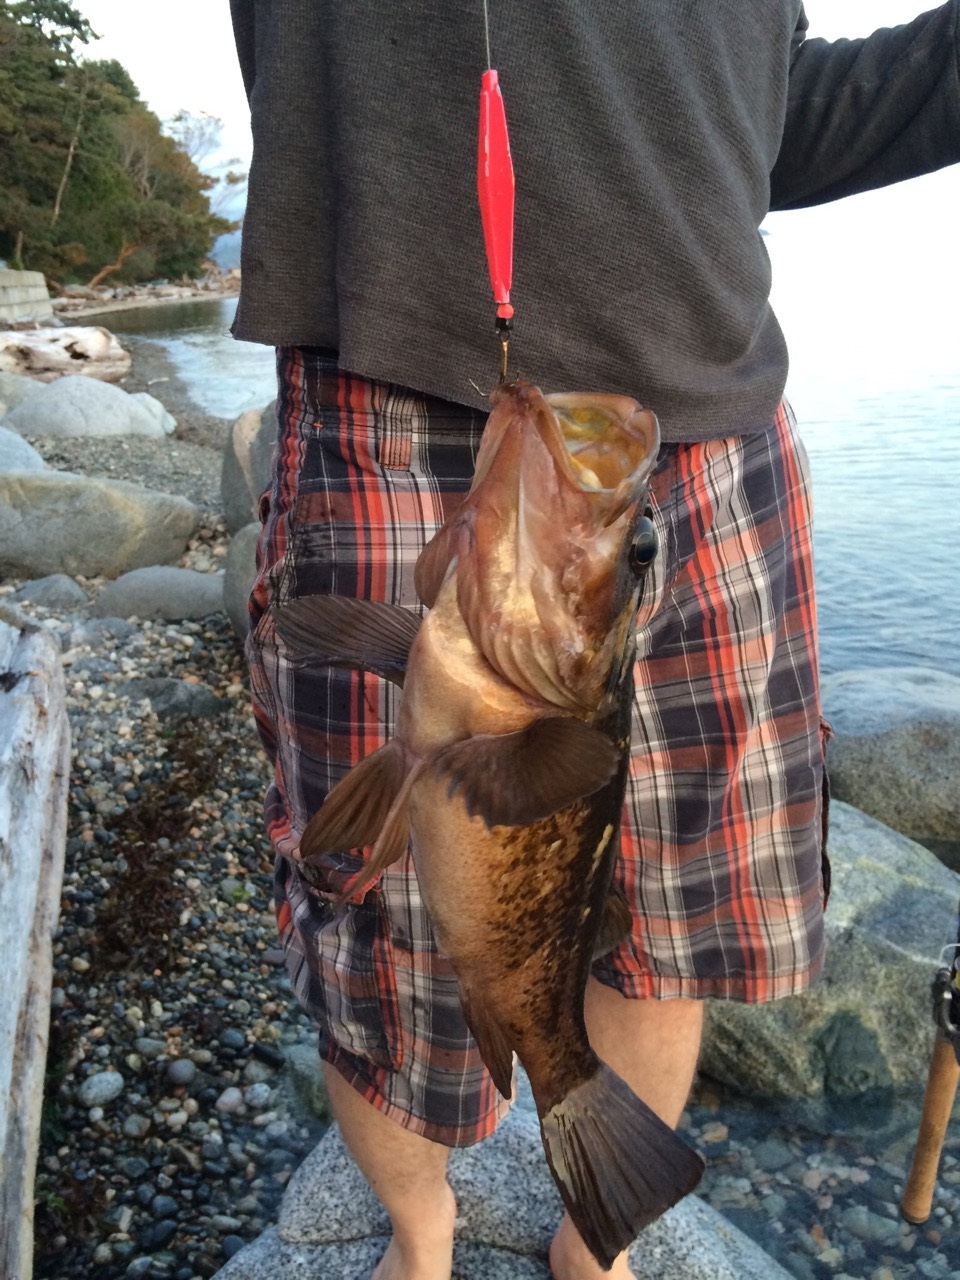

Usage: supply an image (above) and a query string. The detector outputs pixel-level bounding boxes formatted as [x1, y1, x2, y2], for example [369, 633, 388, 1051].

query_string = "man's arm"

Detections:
[771, 2, 960, 210]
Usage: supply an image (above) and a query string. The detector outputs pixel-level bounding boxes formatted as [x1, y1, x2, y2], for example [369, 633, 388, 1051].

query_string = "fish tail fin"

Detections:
[538, 1064, 704, 1269]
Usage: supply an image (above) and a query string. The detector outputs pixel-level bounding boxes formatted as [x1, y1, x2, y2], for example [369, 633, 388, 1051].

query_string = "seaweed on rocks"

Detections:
[92, 724, 219, 974]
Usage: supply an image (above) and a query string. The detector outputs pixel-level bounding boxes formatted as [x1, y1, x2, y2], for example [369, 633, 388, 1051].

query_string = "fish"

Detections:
[273, 379, 704, 1268]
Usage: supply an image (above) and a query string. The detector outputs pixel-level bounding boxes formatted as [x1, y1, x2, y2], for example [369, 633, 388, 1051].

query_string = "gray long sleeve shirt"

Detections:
[229, 1, 960, 441]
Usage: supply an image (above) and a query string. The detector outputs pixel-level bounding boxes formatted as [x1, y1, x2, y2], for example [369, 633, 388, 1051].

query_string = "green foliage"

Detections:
[0, 0, 232, 283]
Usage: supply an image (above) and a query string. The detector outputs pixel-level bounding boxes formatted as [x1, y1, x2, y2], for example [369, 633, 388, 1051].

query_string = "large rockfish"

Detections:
[274, 380, 704, 1267]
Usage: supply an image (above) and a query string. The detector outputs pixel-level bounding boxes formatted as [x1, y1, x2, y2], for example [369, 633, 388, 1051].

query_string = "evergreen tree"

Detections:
[0, 0, 231, 282]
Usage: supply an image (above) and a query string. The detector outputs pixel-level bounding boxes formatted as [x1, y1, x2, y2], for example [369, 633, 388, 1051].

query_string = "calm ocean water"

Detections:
[109, 283, 960, 681]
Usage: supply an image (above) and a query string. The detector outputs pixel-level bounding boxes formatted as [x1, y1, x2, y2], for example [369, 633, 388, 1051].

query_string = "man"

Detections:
[230, 4, 960, 1277]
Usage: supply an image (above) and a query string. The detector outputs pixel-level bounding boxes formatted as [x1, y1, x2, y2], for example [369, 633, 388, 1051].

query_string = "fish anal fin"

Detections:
[539, 1064, 704, 1269]
[591, 881, 632, 960]
[300, 740, 407, 861]
[273, 595, 421, 686]
[431, 717, 619, 828]
[459, 985, 515, 1100]
[337, 800, 411, 904]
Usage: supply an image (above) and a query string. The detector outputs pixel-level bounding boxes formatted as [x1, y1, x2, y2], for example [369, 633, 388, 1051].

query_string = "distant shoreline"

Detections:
[61, 289, 239, 323]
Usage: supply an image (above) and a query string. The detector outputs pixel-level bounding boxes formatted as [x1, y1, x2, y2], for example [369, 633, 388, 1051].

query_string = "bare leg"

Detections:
[323, 1064, 457, 1280]
[549, 983, 704, 1280]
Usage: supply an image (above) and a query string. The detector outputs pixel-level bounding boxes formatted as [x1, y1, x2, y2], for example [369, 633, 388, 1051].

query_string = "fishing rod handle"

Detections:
[901, 1033, 960, 1225]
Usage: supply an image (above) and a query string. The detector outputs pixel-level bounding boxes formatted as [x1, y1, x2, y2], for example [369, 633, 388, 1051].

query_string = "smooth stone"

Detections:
[822, 667, 960, 861]
[282, 1043, 330, 1122]
[139, 1218, 178, 1250]
[134, 1038, 167, 1060]
[242, 1083, 271, 1110]
[94, 567, 224, 622]
[129, 391, 177, 435]
[221, 402, 277, 534]
[77, 1070, 125, 1107]
[151, 1195, 179, 1220]
[121, 677, 226, 720]
[74, 616, 139, 645]
[215, 1088, 244, 1114]
[122, 1115, 152, 1139]
[0, 472, 199, 579]
[166, 1059, 197, 1087]
[13, 574, 88, 609]
[0, 371, 43, 415]
[2, 373, 165, 437]
[0, 423, 46, 472]
[215, 1104, 790, 1279]
[219, 1028, 247, 1051]
[223, 522, 260, 639]
[701, 801, 960, 1106]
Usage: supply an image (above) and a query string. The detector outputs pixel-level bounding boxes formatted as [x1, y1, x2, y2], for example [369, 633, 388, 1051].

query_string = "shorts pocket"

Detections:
[276, 856, 403, 1070]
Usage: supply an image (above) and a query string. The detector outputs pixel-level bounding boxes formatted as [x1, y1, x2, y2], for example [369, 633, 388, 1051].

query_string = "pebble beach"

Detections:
[3, 337, 957, 1280]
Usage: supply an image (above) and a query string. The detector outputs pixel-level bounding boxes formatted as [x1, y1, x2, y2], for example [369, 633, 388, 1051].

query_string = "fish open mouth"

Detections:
[542, 392, 660, 525]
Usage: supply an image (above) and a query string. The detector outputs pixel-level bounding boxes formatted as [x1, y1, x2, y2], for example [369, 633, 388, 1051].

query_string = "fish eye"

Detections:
[630, 515, 658, 574]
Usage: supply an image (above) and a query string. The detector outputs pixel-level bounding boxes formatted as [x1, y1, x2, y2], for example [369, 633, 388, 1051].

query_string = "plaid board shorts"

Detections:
[246, 347, 827, 1146]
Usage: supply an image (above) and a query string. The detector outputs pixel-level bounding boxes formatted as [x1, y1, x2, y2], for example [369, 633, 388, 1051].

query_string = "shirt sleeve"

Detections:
[770, 2, 960, 210]
[230, 0, 257, 103]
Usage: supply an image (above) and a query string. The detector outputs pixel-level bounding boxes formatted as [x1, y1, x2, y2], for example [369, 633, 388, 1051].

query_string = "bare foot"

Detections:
[371, 1183, 457, 1280]
[548, 1214, 637, 1280]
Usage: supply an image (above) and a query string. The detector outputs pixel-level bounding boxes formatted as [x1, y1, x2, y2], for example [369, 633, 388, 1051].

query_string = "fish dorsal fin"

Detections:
[430, 717, 619, 828]
[591, 881, 631, 960]
[458, 982, 515, 1100]
[273, 595, 421, 686]
[300, 740, 408, 861]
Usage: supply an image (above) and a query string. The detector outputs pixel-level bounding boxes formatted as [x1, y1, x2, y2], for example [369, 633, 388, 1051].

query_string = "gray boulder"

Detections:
[0, 425, 46, 473]
[221, 402, 277, 534]
[93, 566, 223, 622]
[822, 667, 960, 870]
[0, 472, 199, 579]
[701, 801, 960, 1106]
[121, 677, 226, 720]
[0, 371, 42, 416]
[129, 391, 176, 436]
[2, 374, 169, 438]
[214, 1092, 790, 1280]
[223, 522, 260, 638]
[13, 574, 88, 610]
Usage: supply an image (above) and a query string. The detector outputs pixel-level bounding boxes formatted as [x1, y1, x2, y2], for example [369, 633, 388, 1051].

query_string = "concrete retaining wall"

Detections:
[0, 269, 54, 325]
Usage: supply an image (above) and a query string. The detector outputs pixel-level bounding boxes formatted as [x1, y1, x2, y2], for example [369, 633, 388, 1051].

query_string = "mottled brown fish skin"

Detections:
[410, 681, 631, 1112]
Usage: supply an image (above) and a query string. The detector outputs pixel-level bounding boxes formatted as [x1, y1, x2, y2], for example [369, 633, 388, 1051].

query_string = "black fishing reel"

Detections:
[931, 901, 960, 1065]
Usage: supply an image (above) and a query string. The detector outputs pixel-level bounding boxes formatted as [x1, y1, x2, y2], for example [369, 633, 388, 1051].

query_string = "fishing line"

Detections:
[482, 0, 493, 70]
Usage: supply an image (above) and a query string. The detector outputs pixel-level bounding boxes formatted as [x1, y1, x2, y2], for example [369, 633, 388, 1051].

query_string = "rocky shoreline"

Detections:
[1, 333, 958, 1279]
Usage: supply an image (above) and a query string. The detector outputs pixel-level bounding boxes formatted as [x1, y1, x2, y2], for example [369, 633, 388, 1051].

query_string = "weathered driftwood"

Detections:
[0, 620, 70, 1280]
[0, 326, 131, 383]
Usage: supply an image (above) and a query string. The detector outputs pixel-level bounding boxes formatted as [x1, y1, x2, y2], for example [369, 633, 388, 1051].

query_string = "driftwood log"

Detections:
[0, 326, 131, 383]
[0, 618, 70, 1280]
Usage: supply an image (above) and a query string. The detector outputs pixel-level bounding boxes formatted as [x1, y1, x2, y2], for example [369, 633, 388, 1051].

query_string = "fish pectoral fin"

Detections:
[459, 985, 515, 1100]
[539, 1064, 705, 1270]
[300, 740, 408, 861]
[591, 882, 632, 960]
[431, 717, 619, 828]
[272, 595, 421, 686]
